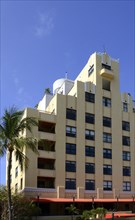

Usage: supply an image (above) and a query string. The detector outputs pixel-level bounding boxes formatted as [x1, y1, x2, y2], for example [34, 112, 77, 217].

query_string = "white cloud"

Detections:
[34, 10, 55, 38]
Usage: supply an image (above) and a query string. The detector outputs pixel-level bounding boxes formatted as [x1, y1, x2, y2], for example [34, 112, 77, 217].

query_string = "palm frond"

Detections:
[16, 117, 38, 134]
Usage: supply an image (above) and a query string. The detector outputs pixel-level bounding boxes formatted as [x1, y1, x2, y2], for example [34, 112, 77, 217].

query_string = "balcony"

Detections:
[100, 68, 114, 79]
[100, 64, 114, 79]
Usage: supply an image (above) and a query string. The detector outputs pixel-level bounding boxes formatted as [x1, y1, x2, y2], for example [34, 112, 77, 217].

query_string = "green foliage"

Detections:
[66, 204, 80, 220]
[45, 88, 51, 94]
[78, 207, 107, 220]
[0, 186, 41, 220]
[0, 106, 39, 220]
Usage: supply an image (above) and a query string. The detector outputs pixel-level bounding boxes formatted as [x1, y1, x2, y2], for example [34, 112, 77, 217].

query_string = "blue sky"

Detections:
[0, 0, 134, 185]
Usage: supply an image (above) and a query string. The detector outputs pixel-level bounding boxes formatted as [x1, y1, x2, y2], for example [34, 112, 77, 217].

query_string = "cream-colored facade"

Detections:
[10, 52, 135, 203]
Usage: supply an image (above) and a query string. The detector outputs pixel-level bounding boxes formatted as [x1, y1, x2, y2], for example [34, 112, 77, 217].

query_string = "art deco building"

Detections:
[10, 52, 135, 214]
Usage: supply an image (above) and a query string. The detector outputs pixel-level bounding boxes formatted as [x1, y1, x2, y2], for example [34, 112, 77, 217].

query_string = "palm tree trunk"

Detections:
[7, 150, 13, 220]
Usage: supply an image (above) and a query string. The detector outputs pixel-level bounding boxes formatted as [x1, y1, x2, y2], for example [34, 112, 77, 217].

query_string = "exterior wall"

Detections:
[9, 52, 135, 202]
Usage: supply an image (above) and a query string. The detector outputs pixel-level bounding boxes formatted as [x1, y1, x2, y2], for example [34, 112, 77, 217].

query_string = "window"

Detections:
[123, 181, 131, 191]
[122, 121, 130, 131]
[123, 151, 130, 161]
[85, 163, 95, 174]
[15, 166, 18, 178]
[66, 161, 76, 172]
[38, 140, 55, 152]
[66, 143, 76, 155]
[103, 97, 111, 107]
[85, 113, 95, 124]
[85, 146, 95, 157]
[88, 64, 94, 76]
[85, 180, 95, 190]
[85, 130, 95, 140]
[103, 132, 112, 143]
[103, 181, 112, 191]
[122, 136, 130, 146]
[37, 177, 55, 188]
[102, 79, 110, 91]
[103, 165, 112, 175]
[102, 63, 111, 70]
[66, 126, 76, 137]
[15, 183, 18, 192]
[123, 166, 131, 176]
[85, 92, 95, 103]
[66, 108, 76, 120]
[38, 158, 55, 170]
[38, 121, 55, 133]
[103, 148, 112, 159]
[123, 103, 128, 112]
[20, 178, 23, 190]
[103, 117, 111, 127]
[65, 178, 76, 189]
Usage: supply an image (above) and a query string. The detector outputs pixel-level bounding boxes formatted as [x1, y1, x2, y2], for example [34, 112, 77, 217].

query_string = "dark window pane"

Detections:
[122, 121, 130, 131]
[123, 166, 131, 176]
[122, 136, 130, 146]
[85, 130, 95, 140]
[103, 117, 111, 127]
[103, 148, 112, 159]
[66, 161, 76, 172]
[85, 113, 95, 124]
[85, 179, 95, 190]
[103, 181, 112, 191]
[85, 163, 95, 174]
[66, 126, 76, 137]
[85, 146, 95, 157]
[102, 63, 111, 70]
[103, 133, 112, 143]
[103, 165, 112, 175]
[103, 97, 111, 107]
[66, 143, 76, 155]
[65, 178, 76, 189]
[85, 92, 95, 103]
[66, 108, 76, 120]
[123, 151, 130, 161]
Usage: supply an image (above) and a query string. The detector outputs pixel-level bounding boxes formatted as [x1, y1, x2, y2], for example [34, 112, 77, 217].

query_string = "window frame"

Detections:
[66, 160, 76, 172]
[66, 126, 76, 137]
[85, 113, 95, 124]
[103, 181, 112, 191]
[123, 103, 128, 112]
[85, 146, 95, 157]
[122, 136, 130, 146]
[85, 179, 95, 190]
[85, 92, 95, 103]
[122, 121, 130, 131]
[123, 151, 130, 161]
[123, 181, 131, 191]
[66, 108, 76, 120]
[103, 97, 111, 107]
[65, 178, 76, 189]
[103, 164, 112, 175]
[103, 148, 112, 159]
[103, 132, 112, 143]
[66, 143, 76, 155]
[103, 116, 111, 127]
[85, 163, 95, 174]
[123, 166, 131, 176]
[85, 129, 95, 140]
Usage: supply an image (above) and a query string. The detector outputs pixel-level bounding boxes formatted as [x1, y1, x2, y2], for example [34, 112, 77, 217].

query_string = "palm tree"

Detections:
[66, 204, 79, 220]
[0, 106, 38, 220]
[95, 207, 107, 219]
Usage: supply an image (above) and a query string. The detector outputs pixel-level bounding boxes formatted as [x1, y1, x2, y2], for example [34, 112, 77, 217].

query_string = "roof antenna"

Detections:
[65, 72, 68, 79]
[103, 44, 106, 54]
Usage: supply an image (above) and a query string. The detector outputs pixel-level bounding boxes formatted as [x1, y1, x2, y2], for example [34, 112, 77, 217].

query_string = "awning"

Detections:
[33, 197, 134, 203]
[106, 213, 135, 218]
